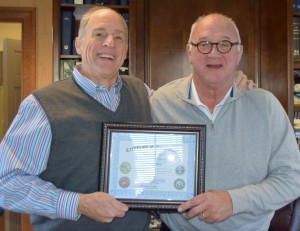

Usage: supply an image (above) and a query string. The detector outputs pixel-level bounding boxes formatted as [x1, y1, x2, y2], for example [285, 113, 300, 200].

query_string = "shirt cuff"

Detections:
[57, 191, 81, 220]
[228, 188, 251, 215]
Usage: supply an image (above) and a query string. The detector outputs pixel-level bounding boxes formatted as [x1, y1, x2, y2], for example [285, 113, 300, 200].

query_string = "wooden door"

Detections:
[3, 38, 21, 132]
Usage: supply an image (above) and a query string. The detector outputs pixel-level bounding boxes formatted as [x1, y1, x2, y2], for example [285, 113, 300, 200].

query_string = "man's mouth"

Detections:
[98, 53, 115, 60]
[207, 64, 222, 68]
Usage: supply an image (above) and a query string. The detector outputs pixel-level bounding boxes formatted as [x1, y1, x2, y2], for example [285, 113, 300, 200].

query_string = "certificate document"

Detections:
[100, 123, 206, 209]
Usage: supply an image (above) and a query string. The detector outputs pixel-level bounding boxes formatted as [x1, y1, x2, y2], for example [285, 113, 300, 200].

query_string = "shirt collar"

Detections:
[72, 64, 123, 96]
[191, 79, 232, 108]
[191, 79, 233, 121]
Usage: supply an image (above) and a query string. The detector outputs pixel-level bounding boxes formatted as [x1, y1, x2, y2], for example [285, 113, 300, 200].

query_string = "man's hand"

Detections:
[77, 192, 128, 223]
[235, 70, 257, 91]
[177, 190, 233, 223]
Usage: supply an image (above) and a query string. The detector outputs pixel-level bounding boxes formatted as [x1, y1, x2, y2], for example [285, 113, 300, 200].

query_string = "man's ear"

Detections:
[75, 37, 81, 55]
[124, 44, 129, 60]
[186, 44, 192, 63]
[236, 45, 243, 65]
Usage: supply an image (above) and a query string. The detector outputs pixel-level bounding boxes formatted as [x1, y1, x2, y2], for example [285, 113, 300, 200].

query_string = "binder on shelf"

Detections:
[83, 0, 127, 6]
[74, 0, 84, 3]
[295, 0, 300, 13]
[119, 0, 128, 5]
[60, 11, 75, 55]
[92, 0, 118, 4]
[122, 13, 129, 23]
[61, 0, 74, 3]
[294, 17, 300, 59]
[295, 71, 300, 105]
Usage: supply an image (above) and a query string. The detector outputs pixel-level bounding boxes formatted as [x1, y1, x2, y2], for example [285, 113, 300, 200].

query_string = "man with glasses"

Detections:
[151, 13, 300, 231]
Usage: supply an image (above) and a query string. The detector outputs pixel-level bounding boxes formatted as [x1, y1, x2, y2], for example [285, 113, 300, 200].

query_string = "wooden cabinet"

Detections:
[53, 0, 135, 81]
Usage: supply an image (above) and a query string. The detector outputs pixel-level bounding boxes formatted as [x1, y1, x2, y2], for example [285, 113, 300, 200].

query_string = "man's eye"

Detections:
[199, 42, 209, 47]
[94, 32, 106, 39]
[220, 41, 231, 47]
[115, 36, 123, 41]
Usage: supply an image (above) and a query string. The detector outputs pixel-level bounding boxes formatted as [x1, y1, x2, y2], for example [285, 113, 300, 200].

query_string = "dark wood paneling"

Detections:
[143, 0, 257, 90]
[260, 0, 291, 114]
[137, 0, 292, 119]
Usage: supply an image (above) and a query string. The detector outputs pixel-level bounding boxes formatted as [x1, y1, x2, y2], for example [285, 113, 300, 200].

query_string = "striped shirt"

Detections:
[0, 66, 128, 220]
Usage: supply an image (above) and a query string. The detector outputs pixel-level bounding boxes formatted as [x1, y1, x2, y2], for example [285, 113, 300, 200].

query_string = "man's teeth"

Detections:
[99, 54, 115, 60]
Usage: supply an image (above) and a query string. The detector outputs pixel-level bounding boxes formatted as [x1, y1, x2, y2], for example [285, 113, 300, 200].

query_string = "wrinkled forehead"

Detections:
[192, 15, 239, 41]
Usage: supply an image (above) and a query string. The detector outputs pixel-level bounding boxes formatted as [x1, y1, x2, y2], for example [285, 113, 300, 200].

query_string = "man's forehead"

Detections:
[88, 10, 125, 29]
[92, 27, 126, 35]
[91, 9, 122, 21]
[193, 18, 237, 39]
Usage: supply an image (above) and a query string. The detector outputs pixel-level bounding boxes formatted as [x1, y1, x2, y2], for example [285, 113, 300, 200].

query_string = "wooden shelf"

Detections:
[61, 4, 128, 12]
[294, 59, 300, 69]
[60, 55, 81, 59]
[295, 104, 300, 111]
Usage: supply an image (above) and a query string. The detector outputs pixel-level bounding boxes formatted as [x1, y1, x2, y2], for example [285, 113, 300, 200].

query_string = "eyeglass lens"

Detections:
[198, 41, 235, 54]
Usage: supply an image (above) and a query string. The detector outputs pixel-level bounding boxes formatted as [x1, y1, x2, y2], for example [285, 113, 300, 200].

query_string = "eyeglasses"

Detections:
[189, 40, 240, 54]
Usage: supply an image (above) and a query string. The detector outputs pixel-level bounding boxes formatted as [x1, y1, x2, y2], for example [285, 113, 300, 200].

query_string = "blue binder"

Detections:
[119, 0, 128, 5]
[60, 11, 74, 55]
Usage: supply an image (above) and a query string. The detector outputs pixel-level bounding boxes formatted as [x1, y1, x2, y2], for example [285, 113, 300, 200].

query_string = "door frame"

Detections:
[0, 7, 36, 99]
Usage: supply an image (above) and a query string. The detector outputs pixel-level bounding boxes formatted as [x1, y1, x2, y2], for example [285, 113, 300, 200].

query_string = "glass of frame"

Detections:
[100, 122, 206, 209]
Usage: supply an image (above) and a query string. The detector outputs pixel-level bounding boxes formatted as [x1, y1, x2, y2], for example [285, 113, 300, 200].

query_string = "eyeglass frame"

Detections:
[189, 40, 240, 54]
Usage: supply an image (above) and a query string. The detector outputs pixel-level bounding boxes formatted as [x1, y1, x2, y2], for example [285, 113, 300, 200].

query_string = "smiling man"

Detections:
[0, 7, 151, 231]
[151, 13, 300, 231]
[75, 7, 128, 87]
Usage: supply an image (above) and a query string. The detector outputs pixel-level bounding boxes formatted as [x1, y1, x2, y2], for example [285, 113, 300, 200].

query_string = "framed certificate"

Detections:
[100, 122, 206, 209]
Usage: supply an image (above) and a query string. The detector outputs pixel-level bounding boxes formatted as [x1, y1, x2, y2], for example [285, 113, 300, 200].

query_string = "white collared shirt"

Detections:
[191, 79, 232, 121]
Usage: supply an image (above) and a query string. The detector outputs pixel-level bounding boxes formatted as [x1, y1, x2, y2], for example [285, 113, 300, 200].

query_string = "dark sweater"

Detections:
[30, 76, 151, 231]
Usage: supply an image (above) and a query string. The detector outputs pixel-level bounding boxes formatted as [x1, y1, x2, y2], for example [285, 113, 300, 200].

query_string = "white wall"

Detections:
[0, 23, 21, 140]
[0, 23, 21, 51]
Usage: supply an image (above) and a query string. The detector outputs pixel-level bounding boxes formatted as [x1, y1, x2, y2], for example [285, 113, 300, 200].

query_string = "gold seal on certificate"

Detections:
[100, 122, 206, 209]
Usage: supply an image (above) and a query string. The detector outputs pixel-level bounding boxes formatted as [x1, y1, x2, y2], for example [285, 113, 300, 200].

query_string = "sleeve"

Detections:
[228, 95, 300, 215]
[0, 94, 80, 220]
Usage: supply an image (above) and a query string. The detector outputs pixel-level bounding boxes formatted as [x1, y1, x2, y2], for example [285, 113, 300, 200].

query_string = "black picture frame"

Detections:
[100, 122, 206, 209]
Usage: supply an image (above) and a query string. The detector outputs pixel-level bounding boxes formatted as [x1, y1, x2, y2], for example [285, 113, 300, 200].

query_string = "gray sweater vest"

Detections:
[30, 76, 151, 231]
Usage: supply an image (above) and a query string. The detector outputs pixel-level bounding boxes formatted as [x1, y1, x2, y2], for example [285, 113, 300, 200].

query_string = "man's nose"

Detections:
[208, 44, 221, 56]
[103, 35, 114, 47]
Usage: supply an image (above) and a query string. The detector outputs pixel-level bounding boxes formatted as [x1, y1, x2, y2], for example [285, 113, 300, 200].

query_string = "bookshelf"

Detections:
[293, 2, 300, 145]
[53, 0, 135, 82]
